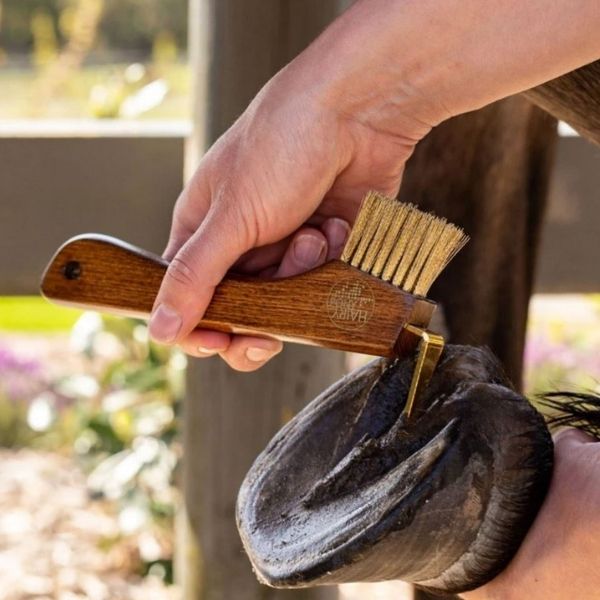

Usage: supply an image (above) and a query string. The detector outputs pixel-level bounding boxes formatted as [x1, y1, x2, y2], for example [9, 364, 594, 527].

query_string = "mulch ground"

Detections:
[0, 449, 179, 600]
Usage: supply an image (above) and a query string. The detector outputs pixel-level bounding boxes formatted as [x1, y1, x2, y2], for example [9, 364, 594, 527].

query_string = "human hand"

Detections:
[149, 0, 600, 372]
[148, 35, 435, 370]
[462, 428, 600, 600]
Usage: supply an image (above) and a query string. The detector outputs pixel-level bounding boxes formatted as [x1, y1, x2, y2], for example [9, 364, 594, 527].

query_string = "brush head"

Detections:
[341, 192, 469, 296]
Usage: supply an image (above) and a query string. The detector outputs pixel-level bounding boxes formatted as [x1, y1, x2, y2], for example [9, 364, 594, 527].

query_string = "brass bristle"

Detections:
[348, 196, 389, 269]
[340, 194, 377, 263]
[341, 192, 469, 296]
[381, 207, 420, 282]
[371, 204, 409, 277]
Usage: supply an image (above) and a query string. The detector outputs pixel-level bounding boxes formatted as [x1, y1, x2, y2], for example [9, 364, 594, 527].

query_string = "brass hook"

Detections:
[402, 325, 445, 419]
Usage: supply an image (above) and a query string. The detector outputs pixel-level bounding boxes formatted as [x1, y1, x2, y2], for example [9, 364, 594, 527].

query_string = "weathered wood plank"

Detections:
[0, 135, 183, 294]
[183, 350, 345, 600]
[536, 136, 600, 294]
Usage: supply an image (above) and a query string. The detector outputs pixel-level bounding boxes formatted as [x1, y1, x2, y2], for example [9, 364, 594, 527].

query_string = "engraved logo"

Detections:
[327, 279, 375, 331]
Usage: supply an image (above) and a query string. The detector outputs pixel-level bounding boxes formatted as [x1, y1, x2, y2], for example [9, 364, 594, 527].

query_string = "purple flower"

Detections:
[0, 345, 44, 404]
[0, 346, 41, 374]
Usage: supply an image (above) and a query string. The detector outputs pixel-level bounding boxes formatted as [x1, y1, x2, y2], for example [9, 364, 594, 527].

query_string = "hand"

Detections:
[149, 0, 600, 371]
[148, 50, 431, 370]
[462, 428, 600, 600]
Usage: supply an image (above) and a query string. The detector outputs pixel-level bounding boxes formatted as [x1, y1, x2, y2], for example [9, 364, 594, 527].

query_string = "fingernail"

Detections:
[326, 218, 351, 251]
[293, 235, 326, 268]
[246, 347, 275, 363]
[197, 347, 218, 357]
[149, 304, 182, 343]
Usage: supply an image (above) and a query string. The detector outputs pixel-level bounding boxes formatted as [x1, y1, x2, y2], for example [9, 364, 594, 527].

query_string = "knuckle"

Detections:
[214, 179, 263, 249]
[166, 253, 199, 290]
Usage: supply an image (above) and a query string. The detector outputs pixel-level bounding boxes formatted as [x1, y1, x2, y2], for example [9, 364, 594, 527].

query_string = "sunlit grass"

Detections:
[0, 62, 191, 120]
[0, 297, 82, 332]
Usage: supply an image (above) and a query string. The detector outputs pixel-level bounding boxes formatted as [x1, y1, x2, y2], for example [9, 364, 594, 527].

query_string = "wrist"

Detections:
[461, 579, 515, 600]
[283, 0, 600, 146]
[279, 0, 447, 146]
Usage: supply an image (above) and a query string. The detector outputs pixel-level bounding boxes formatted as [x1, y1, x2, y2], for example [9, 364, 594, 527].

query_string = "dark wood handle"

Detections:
[41, 234, 435, 357]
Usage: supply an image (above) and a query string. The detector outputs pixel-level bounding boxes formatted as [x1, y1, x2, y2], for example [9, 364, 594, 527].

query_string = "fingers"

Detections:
[219, 336, 284, 372]
[234, 238, 292, 274]
[274, 217, 350, 277]
[553, 427, 598, 447]
[212, 222, 346, 370]
[149, 204, 249, 345]
[275, 227, 327, 278]
[163, 172, 212, 262]
[177, 329, 231, 358]
[159, 217, 350, 372]
[178, 329, 283, 371]
[235, 217, 350, 276]
[321, 218, 351, 260]
[210, 227, 329, 371]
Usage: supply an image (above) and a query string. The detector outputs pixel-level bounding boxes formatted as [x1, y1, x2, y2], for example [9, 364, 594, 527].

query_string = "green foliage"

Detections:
[88, 63, 173, 118]
[0, 313, 184, 581]
[70, 315, 183, 582]
[1, 0, 188, 56]
[0, 62, 190, 119]
[0, 0, 62, 53]
[31, 8, 59, 66]
[100, 0, 187, 53]
[0, 0, 191, 120]
[0, 396, 37, 447]
[152, 30, 178, 65]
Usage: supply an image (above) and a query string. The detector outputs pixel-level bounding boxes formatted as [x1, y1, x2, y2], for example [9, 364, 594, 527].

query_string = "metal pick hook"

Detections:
[402, 325, 445, 419]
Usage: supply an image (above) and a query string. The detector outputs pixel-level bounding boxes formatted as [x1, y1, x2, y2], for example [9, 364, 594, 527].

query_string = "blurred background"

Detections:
[0, 1, 599, 600]
[0, 0, 189, 120]
[1, 1, 188, 597]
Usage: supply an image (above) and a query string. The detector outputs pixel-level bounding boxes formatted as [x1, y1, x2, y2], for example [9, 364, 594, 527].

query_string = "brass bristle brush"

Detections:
[342, 193, 467, 295]
[41, 191, 468, 416]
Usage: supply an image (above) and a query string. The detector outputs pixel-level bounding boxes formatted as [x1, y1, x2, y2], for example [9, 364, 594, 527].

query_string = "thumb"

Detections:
[149, 207, 249, 345]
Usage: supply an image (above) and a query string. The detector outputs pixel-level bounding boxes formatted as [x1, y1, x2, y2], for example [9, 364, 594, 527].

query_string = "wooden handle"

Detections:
[41, 234, 436, 357]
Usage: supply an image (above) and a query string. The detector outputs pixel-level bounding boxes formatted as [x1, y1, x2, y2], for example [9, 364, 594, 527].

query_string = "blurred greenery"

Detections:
[0, 397, 38, 447]
[0, 0, 187, 54]
[0, 0, 191, 119]
[0, 0, 189, 583]
[0, 62, 190, 119]
[0, 312, 184, 583]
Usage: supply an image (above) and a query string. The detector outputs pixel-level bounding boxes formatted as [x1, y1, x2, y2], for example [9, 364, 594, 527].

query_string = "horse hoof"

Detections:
[236, 345, 553, 595]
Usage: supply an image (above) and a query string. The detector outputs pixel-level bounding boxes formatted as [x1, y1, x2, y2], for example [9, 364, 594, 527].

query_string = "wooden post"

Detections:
[181, 2, 345, 599]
